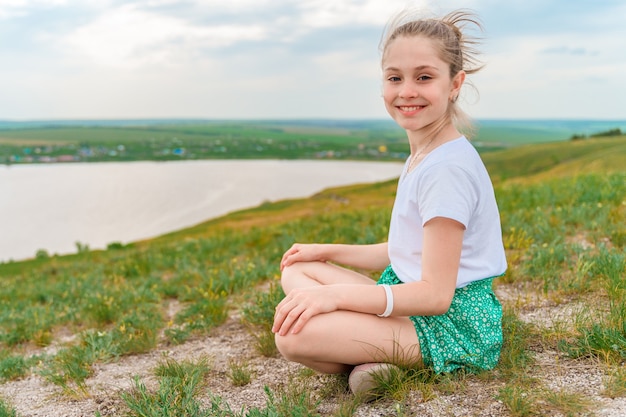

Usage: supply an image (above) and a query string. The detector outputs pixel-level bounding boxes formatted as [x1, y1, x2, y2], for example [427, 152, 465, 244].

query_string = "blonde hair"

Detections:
[380, 9, 483, 135]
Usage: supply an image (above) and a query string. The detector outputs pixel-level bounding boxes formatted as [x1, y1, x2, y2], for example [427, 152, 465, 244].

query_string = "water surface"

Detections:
[1, 160, 403, 262]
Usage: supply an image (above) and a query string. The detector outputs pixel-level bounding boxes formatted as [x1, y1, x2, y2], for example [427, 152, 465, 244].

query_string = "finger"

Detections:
[289, 308, 312, 335]
[281, 307, 305, 336]
[272, 311, 285, 334]
[271, 313, 283, 334]
[281, 254, 296, 269]
[274, 301, 305, 336]
[272, 296, 295, 333]
[280, 246, 295, 262]
[280, 249, 299, 270]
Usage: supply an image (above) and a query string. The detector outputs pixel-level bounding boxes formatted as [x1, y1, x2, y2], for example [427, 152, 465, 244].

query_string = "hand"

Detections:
[280, 243, 325, 271]
[272, 285, 338, 336]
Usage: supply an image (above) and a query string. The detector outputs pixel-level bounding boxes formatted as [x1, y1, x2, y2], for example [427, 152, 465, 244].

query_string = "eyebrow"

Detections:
[383, 65, 440, 73]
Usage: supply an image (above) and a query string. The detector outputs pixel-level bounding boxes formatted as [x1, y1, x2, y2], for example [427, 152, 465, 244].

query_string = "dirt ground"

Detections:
[1, 286, 625, 417]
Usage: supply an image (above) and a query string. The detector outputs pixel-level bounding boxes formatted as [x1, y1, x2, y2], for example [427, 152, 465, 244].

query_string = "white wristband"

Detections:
[377, 284, 393, 317]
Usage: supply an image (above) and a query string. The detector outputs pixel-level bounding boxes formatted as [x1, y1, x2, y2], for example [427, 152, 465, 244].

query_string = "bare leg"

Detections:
[281, 260, 377, 293]
[276, 261, 421, 374]
[275, 310, 421, 374]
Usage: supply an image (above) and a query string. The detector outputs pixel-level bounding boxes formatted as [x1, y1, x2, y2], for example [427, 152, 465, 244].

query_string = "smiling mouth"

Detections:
[398, 106, 424, 112]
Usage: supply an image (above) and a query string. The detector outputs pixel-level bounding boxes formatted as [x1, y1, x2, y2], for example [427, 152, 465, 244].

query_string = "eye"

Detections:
[387, 76, 401, 82]
[417, 75, 432, 82]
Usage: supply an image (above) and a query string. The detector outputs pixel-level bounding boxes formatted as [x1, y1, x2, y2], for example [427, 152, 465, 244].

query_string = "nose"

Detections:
[398, 81, 419, 99]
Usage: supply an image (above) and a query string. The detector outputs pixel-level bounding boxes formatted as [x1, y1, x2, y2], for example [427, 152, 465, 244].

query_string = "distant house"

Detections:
[57, 155, 77, 162]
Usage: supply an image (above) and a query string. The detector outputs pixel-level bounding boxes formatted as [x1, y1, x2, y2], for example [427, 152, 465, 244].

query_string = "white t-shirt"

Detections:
[387, 136, 507, 288]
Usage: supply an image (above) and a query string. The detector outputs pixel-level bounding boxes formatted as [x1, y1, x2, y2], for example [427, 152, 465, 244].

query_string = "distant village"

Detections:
[3, 141, 402, 164]
[4, 143, 191, 164]
[6, 143, 127, 164]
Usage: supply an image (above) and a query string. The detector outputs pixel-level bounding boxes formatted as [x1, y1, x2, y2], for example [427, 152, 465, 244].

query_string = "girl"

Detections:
[272, 9, 506, 398]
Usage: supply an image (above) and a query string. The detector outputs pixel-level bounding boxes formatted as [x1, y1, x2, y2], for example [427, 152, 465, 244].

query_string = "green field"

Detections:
[0, 133, 624, 416]
[1, 119, 624, 164]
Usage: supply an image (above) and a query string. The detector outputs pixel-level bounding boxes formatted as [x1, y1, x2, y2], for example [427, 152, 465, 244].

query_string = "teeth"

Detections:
[400, 106, 421, 111]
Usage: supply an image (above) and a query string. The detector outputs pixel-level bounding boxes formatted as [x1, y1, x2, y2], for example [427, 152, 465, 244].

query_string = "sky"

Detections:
[0, 0, 625, 121]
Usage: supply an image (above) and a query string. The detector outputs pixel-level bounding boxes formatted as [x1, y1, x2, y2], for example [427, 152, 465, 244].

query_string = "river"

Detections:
[0, 159, 404, 262]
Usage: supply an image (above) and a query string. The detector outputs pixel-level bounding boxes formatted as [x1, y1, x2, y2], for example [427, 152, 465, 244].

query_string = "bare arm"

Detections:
[382, 216, 463, 315]
[274, 218, 463, 335]
[280, 242, 390, 272]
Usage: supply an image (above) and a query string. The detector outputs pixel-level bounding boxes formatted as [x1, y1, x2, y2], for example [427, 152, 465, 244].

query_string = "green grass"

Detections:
[2, 119, 621, 164]
[122, 357, 323, 417]
[0, 121, 406, 164]
[241, 282, 285, 356]
[228, 359, 253, 387]
[0, 351, 30, 382]
[481, 136, 626, 181]
[0, 135, 624, 415]
[604, 366, 626, 398]
[0, 400, 16, 417]
[497, 385, 537, 417]
[122, 357, 212, 416]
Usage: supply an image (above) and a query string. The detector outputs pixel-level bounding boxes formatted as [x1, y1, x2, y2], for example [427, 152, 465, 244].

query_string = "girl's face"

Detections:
[382, 35, 464, 133]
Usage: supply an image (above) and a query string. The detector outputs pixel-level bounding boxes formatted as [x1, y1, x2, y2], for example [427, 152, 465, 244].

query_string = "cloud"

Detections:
[471, 21, 626, 119]
[1, 0, 625, 119]
[42, 0, 423, 71]
[32, 0, 470, 72]
[52, 3, 269, 69]
[0, 0, 68, 18]
[296, 0, 422, 28]
[43, 0, 410, 70]
[541, 46, 598, 56]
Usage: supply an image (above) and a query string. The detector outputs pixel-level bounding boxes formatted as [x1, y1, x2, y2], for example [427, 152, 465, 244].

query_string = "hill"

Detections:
[2, 119, 625, 164]
[0, 136, 624, 416]
[481, 135, 626, 182]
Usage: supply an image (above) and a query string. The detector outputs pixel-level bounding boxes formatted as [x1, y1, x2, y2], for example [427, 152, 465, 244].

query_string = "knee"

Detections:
[279, 264, 297, 290]
[279, 262, 307, 293]
[274, 332, 296, 361]
[280, 262, 305, 287]
[274, 332, 308, 363]
[280, 261, 325, 294]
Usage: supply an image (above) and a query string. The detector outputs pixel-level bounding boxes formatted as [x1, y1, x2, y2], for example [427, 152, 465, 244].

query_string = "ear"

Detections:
[450, 70, 466, 101]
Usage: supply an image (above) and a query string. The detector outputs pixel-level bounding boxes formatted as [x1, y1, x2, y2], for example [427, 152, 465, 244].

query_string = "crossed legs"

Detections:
[274, 261, 422, 374]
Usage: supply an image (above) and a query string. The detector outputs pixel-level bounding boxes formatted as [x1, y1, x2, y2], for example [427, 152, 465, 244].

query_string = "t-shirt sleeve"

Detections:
[417, 163, 478, 228]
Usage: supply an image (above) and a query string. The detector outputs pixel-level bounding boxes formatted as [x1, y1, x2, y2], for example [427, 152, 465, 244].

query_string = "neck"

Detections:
[407, 121, 458, 156]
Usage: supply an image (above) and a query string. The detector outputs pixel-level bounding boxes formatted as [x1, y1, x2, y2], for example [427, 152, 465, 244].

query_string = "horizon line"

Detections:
[1, 117, 626, 124]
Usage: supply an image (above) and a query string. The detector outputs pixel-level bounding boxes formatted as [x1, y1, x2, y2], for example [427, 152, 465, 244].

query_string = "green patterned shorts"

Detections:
[377, 265, 503, 374]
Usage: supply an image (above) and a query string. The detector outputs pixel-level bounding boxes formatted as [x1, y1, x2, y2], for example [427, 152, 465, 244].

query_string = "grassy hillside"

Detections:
[0, 122, 401, 164]
[2, 119, 622, 165]
[481, 136, 626, 182]
[0, 135, 624, 416]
